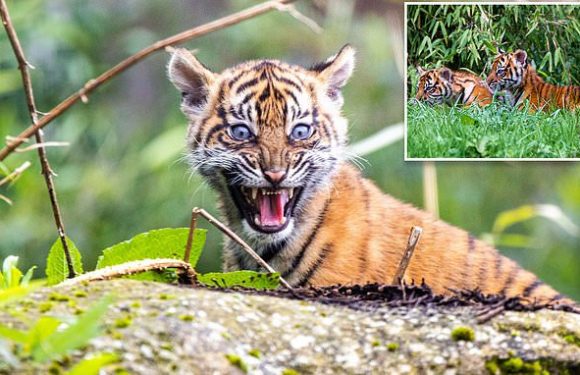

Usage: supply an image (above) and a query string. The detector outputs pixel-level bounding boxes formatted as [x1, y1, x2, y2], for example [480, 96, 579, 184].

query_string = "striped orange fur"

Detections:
[167, 46, 574, 305]
[416, 67, 493, 107]
[487, 49, 580, 111]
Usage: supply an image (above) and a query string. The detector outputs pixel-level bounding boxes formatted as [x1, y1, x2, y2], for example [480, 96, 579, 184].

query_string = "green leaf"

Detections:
[21, 266, 36, 286]
[28, 317, 61, 354]
[46, 238, 84, 286]
[492, 204, 579, 236]
[32, 295, 112, 363]
[0, 324, 28, 344]
[66, 353, 119, 375]
[2, 256, 18, 288]
[198, 271, 280, 290]
[96, 228, 206, 270]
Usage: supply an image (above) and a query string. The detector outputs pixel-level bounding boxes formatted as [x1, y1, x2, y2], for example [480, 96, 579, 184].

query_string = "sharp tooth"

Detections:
[254, 215, 261, 226]
[251, 188, 257, 200]
[288, 188, 294, 199]
[262, 189, 266, 195]
[281, 216, 287, 225]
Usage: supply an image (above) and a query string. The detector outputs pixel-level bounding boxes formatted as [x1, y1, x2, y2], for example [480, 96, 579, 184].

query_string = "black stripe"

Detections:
[499, 266, 520, 296]
[295, 244, 332, 287]
[260, 240, 288, 263]
[203, 123, 227, 144]
[228, 69, 250, 89]
[494, 254, 503, 280]
[282, 198, 331, 279]
[522, 279, 543, 297]
[235, 78, 259, 94]
[468, 234, 476, 252]
[277, 77, 303, 92]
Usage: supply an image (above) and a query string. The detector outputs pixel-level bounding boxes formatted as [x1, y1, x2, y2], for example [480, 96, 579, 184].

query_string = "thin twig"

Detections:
[423, 162, 439, 218]
[392, 226, 423, 285]
[15, 141, 70, 153]
[186, 207, 293, 290]
[0, 0, 76, 278]
[0, 0, 314, 162]
[0, 193, 12, 205]
[0, 161, 31, 187]
[184, 208, 199, 264]
[59, 259, 197, 287]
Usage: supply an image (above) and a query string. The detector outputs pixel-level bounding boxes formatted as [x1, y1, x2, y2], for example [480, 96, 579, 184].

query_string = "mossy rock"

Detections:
[0, 279, 578, 374]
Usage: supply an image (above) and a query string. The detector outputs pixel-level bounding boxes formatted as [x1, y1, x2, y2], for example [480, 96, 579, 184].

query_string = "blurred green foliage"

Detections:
[407, 4, 580, 94]
[0, 1, 578, 299]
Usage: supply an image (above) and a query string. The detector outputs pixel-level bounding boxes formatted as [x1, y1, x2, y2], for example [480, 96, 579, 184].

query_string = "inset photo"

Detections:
[405, 3, 580, 160]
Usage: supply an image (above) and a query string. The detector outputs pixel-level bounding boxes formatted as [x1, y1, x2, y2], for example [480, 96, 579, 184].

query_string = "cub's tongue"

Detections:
[258, 190, 289, 227]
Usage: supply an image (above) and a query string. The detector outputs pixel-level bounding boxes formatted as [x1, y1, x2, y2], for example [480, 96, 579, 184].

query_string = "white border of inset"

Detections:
[403, 1, 580, 162]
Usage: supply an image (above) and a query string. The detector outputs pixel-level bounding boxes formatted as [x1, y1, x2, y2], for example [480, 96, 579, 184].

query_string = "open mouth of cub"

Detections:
[228, 186, 303, 233]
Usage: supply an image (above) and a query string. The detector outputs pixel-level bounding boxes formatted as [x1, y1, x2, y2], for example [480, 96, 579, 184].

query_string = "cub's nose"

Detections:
[264, 169, 286, 184]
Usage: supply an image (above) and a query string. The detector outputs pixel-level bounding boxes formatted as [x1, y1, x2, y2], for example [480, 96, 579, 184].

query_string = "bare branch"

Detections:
[0, 0, 75, 278]
[0, 0, 303, 161]
[392, 226, 423, 285]
[0, 161, 31, 187]
[187, 207, 293, 290]
[423, 162, 439, 218]
[274, 3, 322, 33]
[15, 141, 70, 153]
[59, 259, 197, 287]
[0, 194, 12, 205]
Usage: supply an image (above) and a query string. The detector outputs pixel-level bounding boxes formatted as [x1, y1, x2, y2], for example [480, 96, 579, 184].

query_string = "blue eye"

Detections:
[229, 124, 253, 141]
[290, 124, 312, 141]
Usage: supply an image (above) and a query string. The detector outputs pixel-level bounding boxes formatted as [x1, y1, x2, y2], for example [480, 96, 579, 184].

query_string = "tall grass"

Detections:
[407, 102, 580, 159]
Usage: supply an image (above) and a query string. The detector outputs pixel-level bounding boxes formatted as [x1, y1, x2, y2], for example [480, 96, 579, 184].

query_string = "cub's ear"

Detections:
[167, 48, 216, 112]
[416, 66, 426, 75]
[514, 49, 528, 65]
[311, 44, 356, 105]
[439, 67, 453, 82]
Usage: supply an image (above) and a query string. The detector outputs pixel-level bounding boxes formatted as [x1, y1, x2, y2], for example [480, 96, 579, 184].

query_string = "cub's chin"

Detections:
[227, 185, 304, 234]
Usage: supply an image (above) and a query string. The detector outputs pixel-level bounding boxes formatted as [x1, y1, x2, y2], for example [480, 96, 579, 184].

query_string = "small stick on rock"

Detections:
[60, 259, 197, 287]
[392, 226, 423, 286]
[185, 207, 293, 290]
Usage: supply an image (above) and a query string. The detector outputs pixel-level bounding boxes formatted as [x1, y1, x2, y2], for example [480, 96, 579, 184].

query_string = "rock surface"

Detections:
[0, 279, 579, 374]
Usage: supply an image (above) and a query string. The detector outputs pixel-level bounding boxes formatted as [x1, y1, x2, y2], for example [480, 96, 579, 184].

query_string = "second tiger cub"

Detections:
[416, 67, 493, 107]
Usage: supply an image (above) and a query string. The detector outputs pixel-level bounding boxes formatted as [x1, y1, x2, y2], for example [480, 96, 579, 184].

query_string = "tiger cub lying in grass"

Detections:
[415, 67, 493, 107]
[167, 45, 574, 305]
[487, 49, 580, 111]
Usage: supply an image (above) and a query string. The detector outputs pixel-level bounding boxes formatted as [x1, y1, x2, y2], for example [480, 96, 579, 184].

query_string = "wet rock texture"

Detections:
[1, 279, 579, 374]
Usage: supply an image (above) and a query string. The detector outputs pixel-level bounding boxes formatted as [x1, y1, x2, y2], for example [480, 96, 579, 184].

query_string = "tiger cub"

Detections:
[415, 67, 493, 107]
[168, 45, 573, 304]
[487, 49, 580, 111]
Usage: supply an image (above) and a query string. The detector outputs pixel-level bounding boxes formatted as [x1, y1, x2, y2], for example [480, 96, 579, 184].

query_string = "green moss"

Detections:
[178, 314, 194, 322]
[559, 329, 580, 347]
[386, 342, 399, 352]
[248, 349, 261, 358]
[282, 369, 300, 375]
[39, 301, 54, 313]
[49, 292, 71, 302]
[160, 342, 173, 351]
[225, 354, 248, 373]
[451, 326, 475, 342]
[371, 340, 381, 347]
[130, 301, 141, 308]
[485, 356, 571, 374]
[159, 293, 175, 300]
[109, 330, 123, 340]
[114, 316, 132, 329]
[73, 290, 88, 298]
